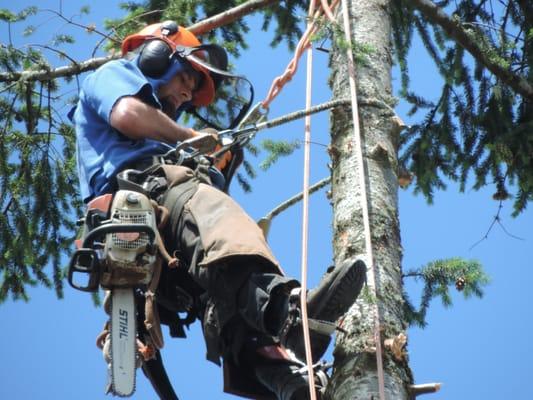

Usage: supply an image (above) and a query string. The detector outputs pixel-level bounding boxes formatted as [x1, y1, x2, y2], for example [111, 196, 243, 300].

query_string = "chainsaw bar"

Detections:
[110, 288, 137, 397]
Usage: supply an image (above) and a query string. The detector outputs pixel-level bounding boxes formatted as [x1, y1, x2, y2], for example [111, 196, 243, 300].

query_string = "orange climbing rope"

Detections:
[300, 0, 318, 397]
[260, 0, 340, 110]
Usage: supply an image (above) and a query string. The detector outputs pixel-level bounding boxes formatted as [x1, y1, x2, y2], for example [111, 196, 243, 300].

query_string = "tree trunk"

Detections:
[327, 0, 412, 399]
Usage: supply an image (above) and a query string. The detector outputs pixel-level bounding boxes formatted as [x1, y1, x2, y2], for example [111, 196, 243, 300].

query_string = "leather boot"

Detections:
[254, 361, 328, 400]
[282, 258, 366, 361]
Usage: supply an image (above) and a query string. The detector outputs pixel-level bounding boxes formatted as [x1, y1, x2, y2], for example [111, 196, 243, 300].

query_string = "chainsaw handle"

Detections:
[68, 248, 100, 292]
[81, 223, 157, 248]
[68, 224, 157, 292]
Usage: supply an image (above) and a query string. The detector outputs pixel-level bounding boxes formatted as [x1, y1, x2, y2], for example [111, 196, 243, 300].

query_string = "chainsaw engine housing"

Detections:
[101, 190, 158, 288]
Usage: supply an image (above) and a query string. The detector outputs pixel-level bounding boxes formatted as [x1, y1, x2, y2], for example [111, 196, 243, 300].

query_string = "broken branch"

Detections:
[408, 383, 442, 397]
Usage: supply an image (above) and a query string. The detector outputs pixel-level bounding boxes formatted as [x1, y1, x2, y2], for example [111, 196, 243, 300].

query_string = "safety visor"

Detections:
[176, 45, 254, 130]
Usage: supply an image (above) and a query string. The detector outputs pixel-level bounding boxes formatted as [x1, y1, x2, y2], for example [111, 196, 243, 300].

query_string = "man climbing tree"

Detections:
[0, 1, 531, 399]
[69, 18, 366, 399]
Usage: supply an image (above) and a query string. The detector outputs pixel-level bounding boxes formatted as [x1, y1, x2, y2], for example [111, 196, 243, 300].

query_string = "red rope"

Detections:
[260, 0, 340, 109]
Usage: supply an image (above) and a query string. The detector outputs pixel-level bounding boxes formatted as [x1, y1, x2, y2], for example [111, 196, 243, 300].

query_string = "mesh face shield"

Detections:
[175, 45, 254, 130]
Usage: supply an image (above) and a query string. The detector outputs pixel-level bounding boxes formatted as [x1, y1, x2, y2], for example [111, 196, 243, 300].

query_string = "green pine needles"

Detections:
[259, 138, 301, 171]
[392, 0, 533, 216]
[0, 82, 81, 302]
[0, 1, 311, 301]
[0, 1, 528, 318]
[402, 257, 490, 328]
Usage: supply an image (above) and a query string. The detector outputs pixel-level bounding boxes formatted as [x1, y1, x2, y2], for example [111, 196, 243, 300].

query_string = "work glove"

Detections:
[192, 128, 233, 170]
[189, 129, 219, 154]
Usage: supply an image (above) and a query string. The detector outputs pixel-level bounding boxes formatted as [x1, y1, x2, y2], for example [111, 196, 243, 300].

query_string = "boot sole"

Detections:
[287, 259, 367, 362]
[309, 258, 366, 322]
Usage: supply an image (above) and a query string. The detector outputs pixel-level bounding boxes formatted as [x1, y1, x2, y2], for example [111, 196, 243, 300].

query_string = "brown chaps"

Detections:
[157, 165, 297, 399]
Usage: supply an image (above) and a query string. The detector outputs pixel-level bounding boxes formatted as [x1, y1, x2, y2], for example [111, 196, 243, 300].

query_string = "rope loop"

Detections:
[260, 0, 340, 110]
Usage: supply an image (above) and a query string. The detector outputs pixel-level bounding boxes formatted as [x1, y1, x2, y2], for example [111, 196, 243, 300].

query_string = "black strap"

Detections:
[141, 350, 180, 400]
[136, 291, 181, 400]
[221, 146, 244, 193]
[162, 179, 199, 239]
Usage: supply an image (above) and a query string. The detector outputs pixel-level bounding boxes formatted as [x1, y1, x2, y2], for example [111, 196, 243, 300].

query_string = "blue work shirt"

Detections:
[71, 58, 225, 203]
[71, 59, 173, 202]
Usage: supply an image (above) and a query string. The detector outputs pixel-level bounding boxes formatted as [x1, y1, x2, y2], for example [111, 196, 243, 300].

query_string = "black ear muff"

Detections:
[138, 39, 173, 78]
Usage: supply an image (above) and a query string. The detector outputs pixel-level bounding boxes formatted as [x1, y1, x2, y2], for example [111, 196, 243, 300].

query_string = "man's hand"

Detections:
[191, 128, 232, 170]
[189, 129, 219, 154]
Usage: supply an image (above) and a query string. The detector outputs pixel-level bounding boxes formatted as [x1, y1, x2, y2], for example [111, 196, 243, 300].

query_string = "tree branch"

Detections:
[407, 0, 533, 101]
[188, 0, 279, 35]
[0, 55, 118, 83]
[257, 177, 331, 237]
[0, 0, 279, 83]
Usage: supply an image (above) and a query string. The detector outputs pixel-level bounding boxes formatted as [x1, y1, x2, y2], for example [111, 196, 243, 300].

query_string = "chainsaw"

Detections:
[67, 110, 266, 397]
[68, 188, 159, 396]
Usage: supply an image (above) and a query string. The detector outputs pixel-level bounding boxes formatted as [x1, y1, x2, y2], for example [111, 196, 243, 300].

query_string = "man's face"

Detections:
[157, 72, 197, 118]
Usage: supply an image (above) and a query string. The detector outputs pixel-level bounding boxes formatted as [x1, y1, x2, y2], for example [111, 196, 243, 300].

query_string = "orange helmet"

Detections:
[121, 21, 215, 106]
[122, 21, 254, 130]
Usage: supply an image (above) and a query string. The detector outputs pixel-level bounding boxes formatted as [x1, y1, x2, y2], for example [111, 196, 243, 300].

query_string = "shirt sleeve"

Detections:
[82, 59, 159, 123]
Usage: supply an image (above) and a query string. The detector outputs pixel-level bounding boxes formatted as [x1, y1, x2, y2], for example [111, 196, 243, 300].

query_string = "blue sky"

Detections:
[1, 1, 532, 399]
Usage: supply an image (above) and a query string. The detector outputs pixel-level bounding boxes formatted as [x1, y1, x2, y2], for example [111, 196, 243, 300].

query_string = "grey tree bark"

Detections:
[326, 0, 413, 398]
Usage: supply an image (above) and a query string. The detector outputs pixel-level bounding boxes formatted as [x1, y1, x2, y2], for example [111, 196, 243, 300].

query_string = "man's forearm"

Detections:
[110, 96, 194, 144]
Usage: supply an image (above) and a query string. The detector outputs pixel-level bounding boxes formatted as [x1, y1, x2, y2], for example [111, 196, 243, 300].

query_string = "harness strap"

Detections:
[163, 179, 200, 240]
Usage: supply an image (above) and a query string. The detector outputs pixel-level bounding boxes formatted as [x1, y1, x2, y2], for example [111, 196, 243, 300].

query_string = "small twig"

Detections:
[461, 21, 523, 42]
[25, 43, 78, 65]
[2, 93, 19, 136]
[91, 9, 164, 57]
[40, 8, 120, 44]
[469, 204, 500, 250]
[46, 81, 52, 147]
[2, 197, 14, 216]
[469, 201, 524, 250]
[0, 82, 18, 95]
[496, 217, 525, 241]
[296, 139, 328, 148]
[402, 271, 424, 279]
[113, 9, 164, 34]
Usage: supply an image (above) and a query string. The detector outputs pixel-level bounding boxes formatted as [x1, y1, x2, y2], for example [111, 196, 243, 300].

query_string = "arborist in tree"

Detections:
[70, 20, 366, 400]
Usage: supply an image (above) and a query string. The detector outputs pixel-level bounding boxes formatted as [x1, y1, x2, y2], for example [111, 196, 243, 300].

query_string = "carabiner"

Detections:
[238, 101, 268, 129]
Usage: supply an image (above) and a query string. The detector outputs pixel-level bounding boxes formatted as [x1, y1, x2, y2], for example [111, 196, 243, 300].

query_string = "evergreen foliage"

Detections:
[259, 138, 301, 170]
[0, 11, 82, 300]
[402, 257, 490, 327]
[391, 0, 533, 215]
[0, 1, 528, 310]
